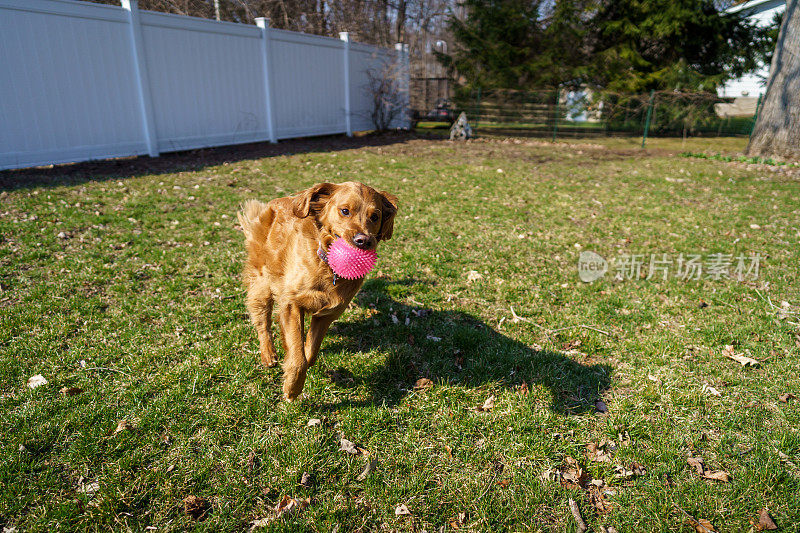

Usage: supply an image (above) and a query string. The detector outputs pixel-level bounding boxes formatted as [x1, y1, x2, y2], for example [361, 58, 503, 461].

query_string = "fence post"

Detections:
[749, 93, 763, 138]
[475, 87, 481, 128]
[339, 32, 352, 137]
[641, 89, 655, 149]
[121, 0, 159, 157]
[394, 43, 411, 129]
[552, 87, 560, 142]
[256, 18, 277, 143]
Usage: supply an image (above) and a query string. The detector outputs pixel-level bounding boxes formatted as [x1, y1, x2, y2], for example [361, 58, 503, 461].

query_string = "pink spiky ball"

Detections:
[327, 238, 377, 280]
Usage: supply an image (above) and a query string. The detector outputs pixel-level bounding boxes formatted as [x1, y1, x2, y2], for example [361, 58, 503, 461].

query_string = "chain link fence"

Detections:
[415, 88, 763, 146]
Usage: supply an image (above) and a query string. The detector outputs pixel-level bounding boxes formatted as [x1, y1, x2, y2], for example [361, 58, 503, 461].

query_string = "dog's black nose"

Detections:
[352, 233, 370, 249]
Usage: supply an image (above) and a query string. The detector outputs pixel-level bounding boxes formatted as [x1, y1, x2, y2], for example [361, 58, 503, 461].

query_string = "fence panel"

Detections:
[0, 0, 146, 169]
[0, 0, 407, 171]
[269, 30, 347, 139]
[140, 11, 268, 153]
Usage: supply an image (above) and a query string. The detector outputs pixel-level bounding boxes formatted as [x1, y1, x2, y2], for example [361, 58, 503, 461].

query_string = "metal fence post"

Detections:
[641, 90, 655, 149]
[749, 93, 763, 138]
[552, 87, 560, 142]
[340, 32, 352, 137]
[121, 0, 159, 157]
[256, 17, 277, 143]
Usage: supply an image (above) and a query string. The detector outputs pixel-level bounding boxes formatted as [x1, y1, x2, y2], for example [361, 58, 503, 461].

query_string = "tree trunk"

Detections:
[746, 0, 800, 159]
[395, 0, 407, 43]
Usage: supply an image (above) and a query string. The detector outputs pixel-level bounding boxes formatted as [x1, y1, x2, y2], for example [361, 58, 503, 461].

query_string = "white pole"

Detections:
[395, 43, 410, 129]
[256, 17, 277, 143]
[121, 0, 159, 157]
[340, 32, 352, 137]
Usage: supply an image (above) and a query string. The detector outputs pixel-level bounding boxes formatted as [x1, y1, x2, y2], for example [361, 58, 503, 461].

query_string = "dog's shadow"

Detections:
[317, 277, 612, 415]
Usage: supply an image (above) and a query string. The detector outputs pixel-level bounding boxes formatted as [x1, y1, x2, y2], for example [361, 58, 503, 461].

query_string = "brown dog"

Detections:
[237, 182, 398, 401]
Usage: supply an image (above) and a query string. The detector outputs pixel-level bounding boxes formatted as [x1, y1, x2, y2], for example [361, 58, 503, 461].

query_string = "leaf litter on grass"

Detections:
[720, 345, 760, 367]
[686, 457, 731, 482]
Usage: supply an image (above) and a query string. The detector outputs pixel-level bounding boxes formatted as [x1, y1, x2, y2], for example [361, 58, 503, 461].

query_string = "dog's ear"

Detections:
[377, 191, 398, 241]
[292, 182, 336, 218]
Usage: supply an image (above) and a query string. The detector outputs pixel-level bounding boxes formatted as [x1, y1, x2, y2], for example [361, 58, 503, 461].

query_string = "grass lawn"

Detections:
[1, 134, 798, 532]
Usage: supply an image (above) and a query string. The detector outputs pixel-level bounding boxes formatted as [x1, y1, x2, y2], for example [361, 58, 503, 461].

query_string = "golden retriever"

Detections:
[238, 182, 398, 401]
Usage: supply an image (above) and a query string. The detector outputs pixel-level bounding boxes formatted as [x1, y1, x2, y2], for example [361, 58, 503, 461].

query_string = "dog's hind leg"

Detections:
[247, 287, 277, 367]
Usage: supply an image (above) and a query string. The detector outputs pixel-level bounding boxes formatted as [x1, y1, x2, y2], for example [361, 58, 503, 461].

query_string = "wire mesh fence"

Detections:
[416, 88, 762, 145]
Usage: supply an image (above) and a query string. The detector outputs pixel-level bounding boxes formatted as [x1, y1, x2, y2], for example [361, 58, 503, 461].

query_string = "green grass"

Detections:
[680, 151, 800, 167]
[1, 134, 799, 532]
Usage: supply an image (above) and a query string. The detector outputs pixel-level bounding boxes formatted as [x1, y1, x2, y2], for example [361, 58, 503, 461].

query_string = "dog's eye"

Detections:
[340, 208, 350, 216]
[370, 213, 379, 222]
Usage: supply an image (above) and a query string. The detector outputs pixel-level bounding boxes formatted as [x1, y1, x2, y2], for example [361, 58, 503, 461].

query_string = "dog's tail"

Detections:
[237, 200, 272, 284]
[237, 199, 270, 243]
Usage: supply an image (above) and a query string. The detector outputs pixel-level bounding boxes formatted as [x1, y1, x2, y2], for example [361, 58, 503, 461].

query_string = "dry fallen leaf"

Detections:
[449, 512, 467, 529]
[250, 517, 271, 530]
[299, 472, 313, 488]
[701, 470, 731, 482]
[587, 483, 612, 514]
[414, 378, 434, 390]
[721, 345, 759, 367]
[702, 384, 721, 396]
[182, 495, 210, 520]
[684, 517, 715, 533]
[60, 386, 84, 396]
[112, 419, 137, 436]
[471, 394, 496, 412]
[539, 467, 560, 483]
[613, 462, 646, 480]
[77, 478, 100, 496]
[307, 418, 322, 427]
[752, 508, 778, 530]
[561, 456, 589, 488]
[778, 393, 796, 403]
[594, 400, 609, 413]
[356, 458, 378, 481]
[395, 503, 411, 516]
[586, 442, 613, 463]
[687, 457, 730, 482]
[27, 374, 48, 389]
[275, 495, 309, 518]
[517, 382, 530, 396]
[687, 457, 705, 475]
[466, 270, 483, 282]
[569, 498, 588, 533]
[339, 437, 368, 456]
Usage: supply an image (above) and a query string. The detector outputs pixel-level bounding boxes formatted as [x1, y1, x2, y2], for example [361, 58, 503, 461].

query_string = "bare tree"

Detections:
[364, 61, 407, 131]
[747, 0, 800, 160]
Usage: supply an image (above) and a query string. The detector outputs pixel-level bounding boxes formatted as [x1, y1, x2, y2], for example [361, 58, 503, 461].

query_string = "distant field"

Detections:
[1, 134, 797, 531]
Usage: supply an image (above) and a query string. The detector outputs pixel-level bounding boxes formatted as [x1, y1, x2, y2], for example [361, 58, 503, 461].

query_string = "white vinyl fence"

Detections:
[0, 0, 410, 170]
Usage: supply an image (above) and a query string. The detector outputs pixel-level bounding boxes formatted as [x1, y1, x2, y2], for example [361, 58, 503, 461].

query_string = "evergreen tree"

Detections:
[437, 0, 548, 90]
[440, 0, 775, 93]
[588, 0, 773, 92]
